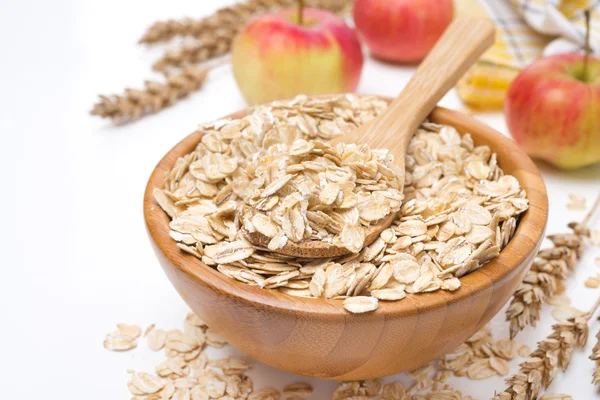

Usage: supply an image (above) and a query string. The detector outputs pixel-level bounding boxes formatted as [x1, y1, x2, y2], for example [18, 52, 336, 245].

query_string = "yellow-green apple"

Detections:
[353, 0, 453, 63]
[232, 7, 363, 105]
[505, 53, 600, 169]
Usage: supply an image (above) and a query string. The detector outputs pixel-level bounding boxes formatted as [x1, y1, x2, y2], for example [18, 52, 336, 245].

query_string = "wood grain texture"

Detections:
[143, 99, 548, 380]
[245, 18, 495, 259]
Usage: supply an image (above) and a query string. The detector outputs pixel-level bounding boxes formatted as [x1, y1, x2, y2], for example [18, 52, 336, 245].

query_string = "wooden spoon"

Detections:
[245, 18, 495, 258]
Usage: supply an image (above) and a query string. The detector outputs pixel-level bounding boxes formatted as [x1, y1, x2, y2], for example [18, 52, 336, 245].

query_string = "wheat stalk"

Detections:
[591, 319, 600, 385]
[147, 0, 353, 71]
[139, 0, 352, 45]
[138, 0, 284, 45]
[92, 0, 353, 122]
[90, 65, 211, 122]
[494, 295, 600, 400]
[506, 194, 599, 339]
[152, 36, 232, 73]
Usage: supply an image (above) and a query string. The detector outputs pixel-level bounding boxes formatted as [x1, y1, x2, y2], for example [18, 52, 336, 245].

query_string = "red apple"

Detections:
[232, 8, 363, 105]
[353, 0, 453, 63]
[505, 53, 600, 169]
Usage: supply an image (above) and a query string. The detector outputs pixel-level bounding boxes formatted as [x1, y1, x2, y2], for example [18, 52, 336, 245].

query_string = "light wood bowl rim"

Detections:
[144, 96, 548, 318]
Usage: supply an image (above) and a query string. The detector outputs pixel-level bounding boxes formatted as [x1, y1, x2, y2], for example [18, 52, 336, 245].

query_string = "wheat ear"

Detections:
[506, 194, 599, 338]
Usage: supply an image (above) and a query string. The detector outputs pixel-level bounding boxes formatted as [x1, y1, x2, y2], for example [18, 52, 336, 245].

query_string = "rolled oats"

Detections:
[566, 194, 586, 210]
[165, 330, 200, 353]
[128, 372, 165, 395]
[172, 387, 191, 400]
[115, 312, 270, 400]
[144, 323, 156, 337]
[282, 382, 313, 398]
[382, 381, 405, 399]
[489, 356, 509, 376]
[540, 394, 573, 400]
[118, 323, 142, 339]
[103, 323, 142, 352]
[517, 344, 532, 357]
[592, 230, 600, 247]
[147, 328, 168, 351]
[243, 139, 403, 253]
[206, 329, 227, 348]
[155, 95, 528, 313]
[103, 332, 137, 352]
[371, 288, 406, 301]
[248, 387, 281, 400]
[551, 305, 585, 321]
[547, 295, 571, 306]
[343, 296, 378, 313]
[439, 325, 519, 381]
[467, 359, 496, 380]
[585, 276, 600, 288]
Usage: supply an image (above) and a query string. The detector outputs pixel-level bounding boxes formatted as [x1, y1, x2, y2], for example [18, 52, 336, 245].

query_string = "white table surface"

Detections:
[3, 1, 600, 398]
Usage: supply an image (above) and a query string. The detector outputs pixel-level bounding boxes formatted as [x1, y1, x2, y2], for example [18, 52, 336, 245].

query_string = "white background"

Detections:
[2, 0, 600, 398]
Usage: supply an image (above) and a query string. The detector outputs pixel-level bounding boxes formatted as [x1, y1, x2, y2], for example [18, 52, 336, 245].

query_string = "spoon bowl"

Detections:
[144, 101, 548, 380]
[243, 212, 396, 258]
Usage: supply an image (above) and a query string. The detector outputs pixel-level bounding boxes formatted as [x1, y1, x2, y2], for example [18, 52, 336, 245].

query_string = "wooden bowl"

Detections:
[143, 98, 548, 380]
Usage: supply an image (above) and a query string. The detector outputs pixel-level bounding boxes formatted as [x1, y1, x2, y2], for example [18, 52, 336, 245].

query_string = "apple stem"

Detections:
[583, 9, 591, 82]
[298, 0, 304, 26]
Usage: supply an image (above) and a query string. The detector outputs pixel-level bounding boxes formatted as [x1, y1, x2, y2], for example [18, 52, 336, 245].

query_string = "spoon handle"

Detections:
[348, 18, 495, 153]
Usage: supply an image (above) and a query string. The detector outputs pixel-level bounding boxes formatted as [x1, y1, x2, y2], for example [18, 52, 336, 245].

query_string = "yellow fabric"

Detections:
[455, 0, 599, 110]
[556, 0, 593, 19]
[455, 0, 544, 109]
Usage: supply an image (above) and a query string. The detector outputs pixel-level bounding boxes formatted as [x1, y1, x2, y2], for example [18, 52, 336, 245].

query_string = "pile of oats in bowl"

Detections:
[154, 95, 529, 313]
[241, 138, 404, 253]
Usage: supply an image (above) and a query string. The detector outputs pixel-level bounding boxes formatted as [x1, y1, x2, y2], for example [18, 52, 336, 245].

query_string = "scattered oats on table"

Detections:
[547, 294, 571, 306]
[146, 328, 167, 351]
[333, 363, 475, 399]
[566, 193, 586, 210]
[551, 305, 585, 321]
[517, 344, 531, 357]
[282, 382, 313, 398]
[585, 275, 600, 288]
[103, 323, 141, 352]
[540, 394, 573, 400]
[592, 229, 600, 247]
[439, 325, 517, 380]
[144, 323, 155, 337]
[109, 312, 294, 400]
[106, 315, 499, 399]
[154, 95, 529, 313]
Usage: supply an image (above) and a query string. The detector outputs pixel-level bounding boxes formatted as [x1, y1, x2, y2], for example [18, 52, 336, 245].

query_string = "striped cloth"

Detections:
[456, 0, 600, 110]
